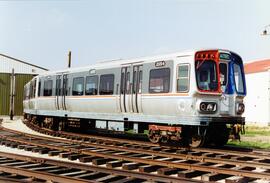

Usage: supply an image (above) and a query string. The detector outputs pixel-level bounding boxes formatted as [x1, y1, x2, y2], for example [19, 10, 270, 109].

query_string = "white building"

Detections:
[244, 59, 270, 126]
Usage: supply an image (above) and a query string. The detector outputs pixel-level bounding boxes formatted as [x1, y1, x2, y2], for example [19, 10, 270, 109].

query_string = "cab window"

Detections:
[219, 63, 228, 92]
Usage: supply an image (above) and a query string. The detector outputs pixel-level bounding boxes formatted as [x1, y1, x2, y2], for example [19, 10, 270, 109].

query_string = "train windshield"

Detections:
[195, 60, 218, 92]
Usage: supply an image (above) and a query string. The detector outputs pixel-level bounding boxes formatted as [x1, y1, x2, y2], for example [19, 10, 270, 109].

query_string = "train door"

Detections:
[132, 65, 143, 113]
[120, 67, 131, 112]
[55, 75, 62, 110]
[219, 62, 230, 114]
[55, 74, 68, 110]
[62, 74, 68, 110]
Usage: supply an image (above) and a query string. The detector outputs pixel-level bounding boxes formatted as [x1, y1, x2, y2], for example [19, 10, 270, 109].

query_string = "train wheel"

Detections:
[148, 130, 161, 143]
[189, 135, 204, 148]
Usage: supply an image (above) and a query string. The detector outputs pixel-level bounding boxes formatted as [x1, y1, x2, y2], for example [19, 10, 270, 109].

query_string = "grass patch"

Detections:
[228, 140, 270, 149]
[244, 125, 270, 136]
[228, 125, 270, 149]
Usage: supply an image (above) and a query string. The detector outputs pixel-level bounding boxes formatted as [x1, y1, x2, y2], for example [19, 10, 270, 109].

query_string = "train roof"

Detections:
[38, 48, 236, 77]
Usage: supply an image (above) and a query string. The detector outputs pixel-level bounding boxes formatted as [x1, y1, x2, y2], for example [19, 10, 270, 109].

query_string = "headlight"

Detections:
[236, 103, 245, 114]
[200, 102, 217, 113]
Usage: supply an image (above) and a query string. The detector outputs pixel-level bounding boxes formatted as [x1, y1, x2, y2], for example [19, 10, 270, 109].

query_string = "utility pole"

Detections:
[68, 51, 72, 68]
[10, 68, 15, 120]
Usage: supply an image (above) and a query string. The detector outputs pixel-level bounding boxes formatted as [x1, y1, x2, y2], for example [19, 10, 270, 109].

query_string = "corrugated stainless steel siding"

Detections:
[0, 73, 33, 115]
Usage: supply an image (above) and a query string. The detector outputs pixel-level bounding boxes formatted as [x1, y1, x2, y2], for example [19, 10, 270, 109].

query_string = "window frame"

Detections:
[43, 80, 53, 97]
[195, 60, 219, 92]
[148, 67, 171, 93]
[72, 77, 85, 96]
[176, 63, 190, 93]
[233, 63, 245, 94]
[99, 74, 115, 95]
[219, 62, 228, 92]
[38, 81, 41, 97]
[85, 75, 99, 95]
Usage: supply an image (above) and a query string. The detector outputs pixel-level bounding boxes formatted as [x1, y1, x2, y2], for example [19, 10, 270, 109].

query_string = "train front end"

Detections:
[191, 50, 246, 147]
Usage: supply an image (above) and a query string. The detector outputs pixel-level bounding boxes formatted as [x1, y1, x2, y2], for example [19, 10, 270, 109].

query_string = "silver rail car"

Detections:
[23, 49, 246, 147]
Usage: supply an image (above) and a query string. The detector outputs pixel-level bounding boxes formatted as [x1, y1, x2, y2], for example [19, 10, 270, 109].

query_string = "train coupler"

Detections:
[229, 124, 244, 141]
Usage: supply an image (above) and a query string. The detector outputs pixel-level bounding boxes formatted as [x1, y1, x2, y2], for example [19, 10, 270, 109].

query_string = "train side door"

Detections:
[132, 65, 143, 113]
[120, 67, 131, 112]
[55, 74, 68, 110]
[55, 75, 62, 110]
[62, 74, 68, 110]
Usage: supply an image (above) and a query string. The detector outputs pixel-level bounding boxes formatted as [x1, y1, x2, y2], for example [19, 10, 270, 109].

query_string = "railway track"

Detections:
[0, 151, 197, 183]
[24, 119, 270, 160]
[0, 120, 269, 182]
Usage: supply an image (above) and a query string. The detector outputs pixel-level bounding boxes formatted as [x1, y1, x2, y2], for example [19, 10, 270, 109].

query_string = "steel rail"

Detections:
[1, 132, 270, 180]
[0, 151, 199, 183]
[23, 120, 270, 159]
[1, 127, 270, 171]
[0, 166, 95, 183]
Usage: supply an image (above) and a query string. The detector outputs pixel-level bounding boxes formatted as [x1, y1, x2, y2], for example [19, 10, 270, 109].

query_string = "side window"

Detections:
[99, 74, 114, 95]
[72, 77, 84, 96]
[219, 63, 228, 92]
[85, 76, 98, 95]
[56, 78, 60, 96]
[177, 64, 190, 92]
[38, 81, 41, 97]
[44, 80, 53, 96]
[32, 79, 36, 98]
[132, 70, 143, 94]
[133, 70, 137, 94]
[149, 68, 170, 93]
[139, 70, 142, 93]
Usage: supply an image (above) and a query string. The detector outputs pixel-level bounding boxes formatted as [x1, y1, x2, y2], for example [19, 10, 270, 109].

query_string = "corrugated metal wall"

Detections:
[0, 54, 47, 74]
[0, 73, 33, 115]
[0, 73, 10, 115]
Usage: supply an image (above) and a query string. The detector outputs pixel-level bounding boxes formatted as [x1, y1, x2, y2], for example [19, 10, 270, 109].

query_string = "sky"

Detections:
[1, 0, 270, 70]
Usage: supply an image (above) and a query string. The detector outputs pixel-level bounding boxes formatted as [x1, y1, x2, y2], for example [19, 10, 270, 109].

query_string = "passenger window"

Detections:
[139, 70, 142, 93]
[85, 76, 98, 95]
[149, 68, 170, 93]
[133, 71, 137, 94]
[56, 78, 61, 96]
[32, 79, 36, 98]
[72, 77, 84, 96]
[38, 81, 41, 97]
[44, 80, 53, 96]
[177, 65, 189, 92]
[99, 74, 114, 95]
[126, 72, 130, 94]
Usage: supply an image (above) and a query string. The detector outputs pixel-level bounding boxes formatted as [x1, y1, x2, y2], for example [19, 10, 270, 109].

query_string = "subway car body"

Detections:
[23, 49, 246, 147]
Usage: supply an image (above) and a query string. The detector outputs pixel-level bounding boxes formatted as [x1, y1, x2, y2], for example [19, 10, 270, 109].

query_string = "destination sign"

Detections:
[219, 53, 231, 60]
